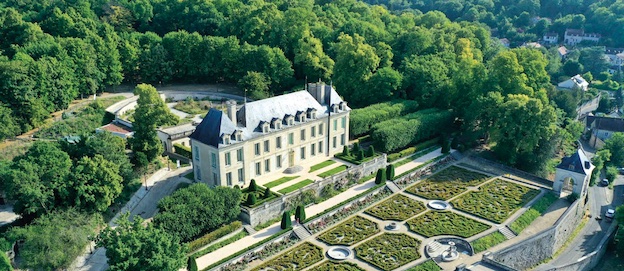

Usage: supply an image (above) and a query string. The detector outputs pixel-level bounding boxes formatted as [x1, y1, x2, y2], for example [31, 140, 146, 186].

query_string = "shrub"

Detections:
[451, 137, 460, 149]
[281, 211, 292, 229]
[375, 168, 386, 184]
[173, 143, 192, 159]
[353, 142, 360, 153]
[367, 146, 375, 157]
[357, 150, 365, 160]
[295, 205, 306, 222]
[263, 187, 271, 199]
[606, 166, 618, 182]
[342, 146, 350, 156]
[441, 139, 450, 153]
[386, 164, 395, 180]
[407, 211, 489, 238]
[386, 138, 439, 162]
[355, 233, 421, 271]
[318, 216, 379, 245]
[247, 193, 257, 205]
[350, 100, 420, 137]
[0, 253, 11, 271]
[187, 221, 242, 252]
[365, 194, 425, 221]
[471, 232, 507, 253]
[188, 256, 198, 271]
[248, 179, 258, 192]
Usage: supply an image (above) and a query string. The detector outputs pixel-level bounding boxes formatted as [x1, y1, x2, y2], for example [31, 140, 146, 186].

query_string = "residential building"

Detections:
[585, 115, 624, 148]
[604, 47, 624, 74]
[557, 46, 568, 59]
[543, 33, 559, 44]
[564, 29, 600, 46]
[189, 82, 350, 187]
[521, 42, 542, 49]
[498, 38, 510, 48]
[553, 149, 594, 199]
[557, 74, 589, 91]
[96, 120, 133, 138]
[157, 123, 196, 153]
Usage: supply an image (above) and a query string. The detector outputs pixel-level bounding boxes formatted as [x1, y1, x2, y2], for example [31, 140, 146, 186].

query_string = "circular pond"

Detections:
[385, 222, 401, 231]
[428, 200, 451, 211]
[327, 246, 353, 260]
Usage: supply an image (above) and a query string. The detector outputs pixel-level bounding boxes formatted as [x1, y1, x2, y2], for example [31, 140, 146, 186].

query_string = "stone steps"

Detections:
[499, 226, 517, 240]
[243, 225, 257, 235]
[293, 225, 312, 240]
[427, 241, 443, 254]
[386, 181, 401, 193]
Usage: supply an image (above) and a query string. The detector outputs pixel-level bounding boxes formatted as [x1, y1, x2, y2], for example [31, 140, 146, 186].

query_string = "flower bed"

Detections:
[471, 231, 507, 253]
[407, 211, 490, 238]
[452, 179, 540, 223]
[315, 261, 364, 271]
[406, 166, 489, 200]
[406, 260, 441, 271]
[252, 242, 324, 271]
[394, 155, 453, 188]
[364, 194, 426, 221]
[206, 232, 298, 271]
[306, 188, 391, 234]
[318, 216, 379, 246]
[355, 233, 421, 271]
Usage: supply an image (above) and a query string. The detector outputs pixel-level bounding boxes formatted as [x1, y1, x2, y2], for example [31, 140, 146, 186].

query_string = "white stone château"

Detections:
[189, 82, 350, 187]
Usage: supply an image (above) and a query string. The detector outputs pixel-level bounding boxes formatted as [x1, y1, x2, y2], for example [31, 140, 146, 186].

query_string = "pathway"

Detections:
[393, 147, 443, 176]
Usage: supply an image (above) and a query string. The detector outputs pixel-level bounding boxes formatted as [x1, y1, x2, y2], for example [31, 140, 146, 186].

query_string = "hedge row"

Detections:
[371, 108, 453, 152]
[174, 143, 192, 159]
[187, 221, 242, 253]
[350, 100, 419, 137]
[387, 138, 440, 162]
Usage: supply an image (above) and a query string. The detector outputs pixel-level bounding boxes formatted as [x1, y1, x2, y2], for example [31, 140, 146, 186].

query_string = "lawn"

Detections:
[252, 242, 323, 271]
[355, 233, 421, 271]
[364, 194, 426, 221]
[407, 211, 490, 238]
[264, 176, 300, 188]
[318, 216, 379, 246]
[471, 231, 507, 253]
[509, 193, 558, 234]
[309, 160, 337, 172]
[172, 98, 211, 115]
[318, 165, 348, 178]
[406, 260, 441, 271]
[315, 261, 364, 271]
[241, 187, 280, 208]
[453, 179, 540, 223]
[406, 166, 490, 200]
[278, 179, 314, 194]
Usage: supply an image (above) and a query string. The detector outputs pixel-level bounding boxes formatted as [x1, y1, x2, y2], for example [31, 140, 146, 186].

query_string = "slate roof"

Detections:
[189, 109, 238, 148]
[557, 149, 593, 175]
[588, 116, 624, 132]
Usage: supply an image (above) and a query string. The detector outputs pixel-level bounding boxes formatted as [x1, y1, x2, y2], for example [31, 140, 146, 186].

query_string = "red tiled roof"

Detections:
[99, 123, 133, 134]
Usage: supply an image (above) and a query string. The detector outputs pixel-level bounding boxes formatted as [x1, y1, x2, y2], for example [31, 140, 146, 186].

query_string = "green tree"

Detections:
[281, 211, 292, 229]
[130, 83, 178, 162]
[294, 31, 334, 81]
[188, 256, 198, 271]
[68, 155, 123, 212]
[604, 133, 624, 167]
[9, 209, 101, 271]
[0, 103, 19, 140]
[333, 33, 380, 107]
[342, 146, 350, 156]
[238, 71, 270, 100]
[83, 131, 133, 181]
[367, 146, 375, 157]
[97, 214, 186, 271]
[487, 51, 533, 97]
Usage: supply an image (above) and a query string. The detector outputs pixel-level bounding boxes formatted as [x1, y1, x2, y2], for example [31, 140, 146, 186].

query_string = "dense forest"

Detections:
[363, 0, 624, 47]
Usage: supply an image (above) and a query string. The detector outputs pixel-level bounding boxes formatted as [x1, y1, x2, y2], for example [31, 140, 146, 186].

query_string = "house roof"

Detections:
[565, 29, 584, 35]
[544, 32, 558, 37]
[558, 46, 568, 56]
[99, 122, 133, 134]
[605, 47, 624, 55]
[571, 74, 588, 86]
[557, 149, 593, 175]
[158, 123, 196, 136]
[588, 116, 624, 132]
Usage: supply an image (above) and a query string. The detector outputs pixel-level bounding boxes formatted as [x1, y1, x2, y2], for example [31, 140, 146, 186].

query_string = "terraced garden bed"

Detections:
[252, 242, 323, 271]
[471, 231, 507, 253]
[241, 187, 280, 208]
[264, 176, 300, 188]
[407, 211, 490, 238]
[452, 179, 540, 223]
[318, 216, 379, 245]
[510, 193, 558, 234]
[318, 165, 348, 178]
[406, 166, 490, 200]
[407, 260, 441, 271]
[278, 179, 314, 194]
[315, 261, 365, 271]
[309, 160, 337, 173]
[355, 233, 421, 271]
[364, 194, 426, 221]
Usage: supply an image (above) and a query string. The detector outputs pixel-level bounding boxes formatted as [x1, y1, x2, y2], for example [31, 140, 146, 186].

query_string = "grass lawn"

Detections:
[509, 193, 558, 234]
[315, 261, 364, 271]
[452, 179, 540, 223]
[173, 99, 211, 115]
[278, 179, 314, 194]
[471, 231, 507, 253]
[191, 230, 248, 258]
[407, 211, 490, 238]
[365, 194, 426, 221]
[252, 242, 323, 271]
[309, 160, 337, 173]
[318, 165, 348, 178]
[264, 176, 300, 188]
[355, 233, 421, 271]
[406, 260, 441, 271]
[318, 216, 379, 246]
[406, 166, 490, 200]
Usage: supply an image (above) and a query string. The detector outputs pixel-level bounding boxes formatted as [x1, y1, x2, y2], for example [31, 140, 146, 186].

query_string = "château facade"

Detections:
[189, 82, 350, 187]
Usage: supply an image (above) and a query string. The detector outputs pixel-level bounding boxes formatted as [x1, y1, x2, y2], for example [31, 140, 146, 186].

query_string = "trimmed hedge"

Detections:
[350, 100, 419, 137]
[187, 221, 242, 252]
[317, 216, 379, 245]
[316, 261, 364, 271]
[355, 233, 421, 271]
[371, 108, 453, 152]
[252, 242, 323, 271]
[365, 194, 426, 221]
[387, 138, 439, 162]
[407, 211, 490, 238]
[407, 260, 441, 271]
[173, 143, 192, 159]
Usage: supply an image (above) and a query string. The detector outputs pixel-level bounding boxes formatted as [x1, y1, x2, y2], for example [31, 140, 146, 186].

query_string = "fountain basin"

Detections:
[385, 222, 401, 231]
[327, 246, 353, 260]
[428, 200, 451, 210]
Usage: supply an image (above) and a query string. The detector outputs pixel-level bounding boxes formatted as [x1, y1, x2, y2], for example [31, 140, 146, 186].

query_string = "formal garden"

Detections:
[355, 233, 422, 271]
[315, 261, 364, 271]
[452, 179, 540, 223]
[364, 194, 426, 221]
[251, 242, 323, 271]
[407, 211, 491, 238]
[407, 260, 442, 271]
[317, 216, 379, 246]
[406, 166, 490, 200]
[241, 180, 280, 208]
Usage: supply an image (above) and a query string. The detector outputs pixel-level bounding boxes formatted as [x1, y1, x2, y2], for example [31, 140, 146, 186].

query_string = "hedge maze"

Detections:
[355, 233, 421, 271]
[252, 242, 323, 271]
[406, 166, 490, 200]
[315, 261, 365, 271]
[364, 194, 426, 221]
[407, 211, 490, 238]
[317, 216, 379, 246]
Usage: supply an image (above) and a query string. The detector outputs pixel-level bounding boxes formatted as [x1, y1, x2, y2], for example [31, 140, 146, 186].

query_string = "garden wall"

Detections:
[463, 156, 553, 188]
[485, 199, 585, 270]
[240, 154, 387, 227]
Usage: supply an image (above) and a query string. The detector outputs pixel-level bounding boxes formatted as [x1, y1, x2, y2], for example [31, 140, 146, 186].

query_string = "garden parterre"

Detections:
[452, 179, 540, 223]
[317, 216, 379, 246]
[355, 233, 421, 271]
[406, 166, 490, 200]
[315, 261, 365, 271]
[252, 242, 323, 271]
[364, 194, 426, 221]
[407, 211, 490, 238]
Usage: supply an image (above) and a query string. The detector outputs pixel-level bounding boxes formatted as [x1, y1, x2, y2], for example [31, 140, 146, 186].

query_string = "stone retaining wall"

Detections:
[240, 154, 387, 226]
[207, 231, 295, 271]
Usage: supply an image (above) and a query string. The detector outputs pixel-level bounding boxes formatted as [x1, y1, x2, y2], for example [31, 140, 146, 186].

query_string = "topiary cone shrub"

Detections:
[342, 145, 350, 156]
[249, 179, 258, 192]
[295, 205, 307, 222]
[353, 142, 360, 153]
[188, 256, 198, 271]
[367, 146, 375, 157]
[281, 211, 292, 229]
[356, 150, 365, 161]
[375, 168, 387, 184]
[386, 164, 395, 180]
[263, 187, 271, 199]
[246, 193, 257, 206]
[451, 136, 460, 149]
[441, 139, 451, 154]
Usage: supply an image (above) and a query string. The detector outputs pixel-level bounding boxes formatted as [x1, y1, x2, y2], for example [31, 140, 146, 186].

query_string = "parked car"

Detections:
[618, 167, 624, 174]
[606, 209, 615, 221]
[601, 179, 610, 186]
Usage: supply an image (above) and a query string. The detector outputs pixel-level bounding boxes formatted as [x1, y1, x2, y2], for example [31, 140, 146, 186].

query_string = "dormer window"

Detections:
[222, 134, 231, 145]
[233, 130, 243, 141]
[296, 112, 306, 122]
[339, 102, 347, 111]
[331, 104, 339, 113]
[307, 108, 317, 119]
[271, 118, 282, 129]
[285, 115, 294, 126]
[261, 122, 270, 133]
[568, 164, 575, 170]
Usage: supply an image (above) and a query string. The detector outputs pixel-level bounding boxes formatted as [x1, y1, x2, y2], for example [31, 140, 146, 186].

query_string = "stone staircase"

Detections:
[426, 240, 444, 254]
[386, 181, 401, 193]
[244, 224, 257, 235]
[293, 225, 312, 240]
[498, 226, 517, 240]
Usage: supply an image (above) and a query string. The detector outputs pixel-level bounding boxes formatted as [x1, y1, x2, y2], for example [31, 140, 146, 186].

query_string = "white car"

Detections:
[605, 209, 615, 221]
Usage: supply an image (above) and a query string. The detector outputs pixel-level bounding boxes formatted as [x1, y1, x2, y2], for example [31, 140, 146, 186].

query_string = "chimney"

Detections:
[226, 100, 237, 127]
